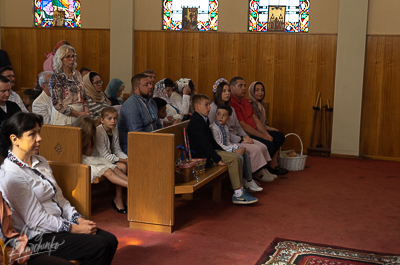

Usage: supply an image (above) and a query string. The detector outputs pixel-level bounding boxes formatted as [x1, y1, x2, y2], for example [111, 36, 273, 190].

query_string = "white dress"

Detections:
[82, 155, 117, 183]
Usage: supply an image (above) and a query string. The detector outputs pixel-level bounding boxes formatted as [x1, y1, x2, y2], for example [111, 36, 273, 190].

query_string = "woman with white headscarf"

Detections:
[170, 78, 196, 114]
[154, 78, 182, 121]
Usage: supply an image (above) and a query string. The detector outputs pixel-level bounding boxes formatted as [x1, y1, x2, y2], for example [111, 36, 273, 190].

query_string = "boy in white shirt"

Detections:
[210, 105, 262, 192]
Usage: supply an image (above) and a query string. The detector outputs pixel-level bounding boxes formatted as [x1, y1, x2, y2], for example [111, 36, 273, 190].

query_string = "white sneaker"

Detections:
[263, 168, 278, 179]
[253, 169, 275, 182]
[243, 179, 263, 192]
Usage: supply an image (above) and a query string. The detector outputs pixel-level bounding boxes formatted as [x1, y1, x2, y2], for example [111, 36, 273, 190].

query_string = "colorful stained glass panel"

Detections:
[249, 0, 309, 32]
[162, 0, 218, 31]
[34, 0, 81, 28]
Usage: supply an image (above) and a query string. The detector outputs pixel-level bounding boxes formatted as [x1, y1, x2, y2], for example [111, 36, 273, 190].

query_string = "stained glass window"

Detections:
[163, 0, 218, 31]
[34, 0, 81, 28]
[249, 0, 309, 32]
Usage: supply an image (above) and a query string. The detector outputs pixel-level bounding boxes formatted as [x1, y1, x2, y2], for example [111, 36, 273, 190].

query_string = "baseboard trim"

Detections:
[359, 155, 400, 162]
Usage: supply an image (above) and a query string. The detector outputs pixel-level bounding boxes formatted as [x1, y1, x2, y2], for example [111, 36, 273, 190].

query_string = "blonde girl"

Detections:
[73, 115, 128, 214]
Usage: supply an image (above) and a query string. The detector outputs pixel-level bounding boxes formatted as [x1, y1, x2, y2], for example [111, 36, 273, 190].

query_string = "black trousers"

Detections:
[27, 228, 118, 265]
[250, 130, 285, 157]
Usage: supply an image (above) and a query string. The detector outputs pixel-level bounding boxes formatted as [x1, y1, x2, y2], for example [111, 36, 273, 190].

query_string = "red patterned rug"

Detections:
[255, 238, 400, 265]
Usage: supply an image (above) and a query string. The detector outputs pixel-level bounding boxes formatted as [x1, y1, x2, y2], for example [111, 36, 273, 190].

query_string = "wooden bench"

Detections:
[40, 124, 104, 183]
[127, 121, 228, 233]
[49, 161, 91, 219]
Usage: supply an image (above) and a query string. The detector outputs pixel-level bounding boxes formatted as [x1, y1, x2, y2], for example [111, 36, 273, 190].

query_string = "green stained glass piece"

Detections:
[165, 11, 171, 17]
[210, 12, 216, 18]
[249, 26, 252, 30]
[251, 12, 257, 18]
[163, 25, 167, 29]
[301, 13, 308, 19]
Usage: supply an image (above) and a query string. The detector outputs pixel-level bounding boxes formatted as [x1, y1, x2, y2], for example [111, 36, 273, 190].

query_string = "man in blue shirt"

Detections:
[118, 73, 162, 154]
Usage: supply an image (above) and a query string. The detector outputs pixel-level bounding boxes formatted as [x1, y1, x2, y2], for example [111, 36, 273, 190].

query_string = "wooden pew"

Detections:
[40, 125, 82, 163]
[50, 161, 91, 219]
[127, 121, 228, 233]
[40, 124, 104, 183]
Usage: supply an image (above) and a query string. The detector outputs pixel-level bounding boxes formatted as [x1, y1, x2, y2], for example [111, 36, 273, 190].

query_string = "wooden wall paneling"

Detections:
[198, 32, 219, 98]
[1, 28, 22, 89]
[361, 36, 386, 157]
[361, 35, 400, 158]
[290, 35, 319, 152]
[1, 28, 110, 92]
[149, 31, 167, 80]
[380, 37, 400, 157]
[256, 34, 276, 124]
[181, 32, 199, 92]
[134, 31, 148, 75]
[164, 31, 183, 83]
[272, 35, 297, 150]
[238, 33, 258, 90]
[218, 33, 239, 82]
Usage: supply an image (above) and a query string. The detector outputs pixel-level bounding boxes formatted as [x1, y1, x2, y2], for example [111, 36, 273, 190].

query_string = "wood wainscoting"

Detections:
[134, 30, 337, 153]
[360, 35, 400, 159]
[1, 27, 110, 90]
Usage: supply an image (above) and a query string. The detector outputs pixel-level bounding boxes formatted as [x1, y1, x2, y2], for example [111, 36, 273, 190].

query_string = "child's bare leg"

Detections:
[114, 185, 124, 209]
[113, 167, 128, 183]
[116, 162, 127, 174]
[103, 169, 128, 187]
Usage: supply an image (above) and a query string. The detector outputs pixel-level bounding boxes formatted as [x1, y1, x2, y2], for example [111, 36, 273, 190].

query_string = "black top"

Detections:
[187, 111, 223, 166]
[0, 101, 21, 123]
[107, 97, 121, 106]
[0, 50, 11, 68]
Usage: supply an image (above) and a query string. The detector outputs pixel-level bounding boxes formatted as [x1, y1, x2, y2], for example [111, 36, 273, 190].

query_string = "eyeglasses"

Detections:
[63, 54, 77, 60]
[93, 80, 103, 85]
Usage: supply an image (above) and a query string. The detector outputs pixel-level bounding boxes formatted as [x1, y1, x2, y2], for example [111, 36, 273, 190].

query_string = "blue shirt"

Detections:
[118, 94, 162, 154]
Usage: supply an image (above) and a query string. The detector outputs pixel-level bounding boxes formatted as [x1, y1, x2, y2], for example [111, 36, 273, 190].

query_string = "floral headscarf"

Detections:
[154, 79, 173, 104]
[83, 72, 111, 105]
[105, 78, 124, 104]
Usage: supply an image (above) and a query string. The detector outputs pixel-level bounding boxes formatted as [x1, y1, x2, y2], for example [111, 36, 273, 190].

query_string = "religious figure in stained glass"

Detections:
[249, 0, 309, 32]
[163, 0, 218, 31]
[34, 0, 81, 28]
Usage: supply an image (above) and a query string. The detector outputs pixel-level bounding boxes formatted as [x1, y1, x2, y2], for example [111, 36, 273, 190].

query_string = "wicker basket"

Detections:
[175, 160, 197, 183]
[278, 133, 307, 171]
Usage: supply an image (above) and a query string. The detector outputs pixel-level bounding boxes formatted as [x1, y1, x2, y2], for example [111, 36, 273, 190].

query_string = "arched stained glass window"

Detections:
[163, 0, 218, 31]
[34, 0, 81, 28]
[249, 0, 309, 32]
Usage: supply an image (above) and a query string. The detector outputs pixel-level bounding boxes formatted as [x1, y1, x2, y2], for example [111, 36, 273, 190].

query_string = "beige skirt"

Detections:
[52, 103, 83, 126]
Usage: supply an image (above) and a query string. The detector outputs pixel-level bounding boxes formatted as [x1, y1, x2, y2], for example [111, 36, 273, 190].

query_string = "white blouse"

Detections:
[170, 92, 191, 114]
[0, 151, 81, 239]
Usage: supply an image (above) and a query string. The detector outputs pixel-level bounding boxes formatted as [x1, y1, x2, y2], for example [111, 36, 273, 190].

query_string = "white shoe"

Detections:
[243, 179, 263, 192]
[263, 168, 277, 179]
[254, 169, 275, 182]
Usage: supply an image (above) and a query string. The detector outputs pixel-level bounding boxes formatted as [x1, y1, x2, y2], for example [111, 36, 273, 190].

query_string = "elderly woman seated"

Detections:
[0, 112, 118, 265]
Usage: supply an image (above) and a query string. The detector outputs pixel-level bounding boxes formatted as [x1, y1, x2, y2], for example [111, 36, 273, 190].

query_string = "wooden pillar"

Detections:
[331, 0, 369, 156]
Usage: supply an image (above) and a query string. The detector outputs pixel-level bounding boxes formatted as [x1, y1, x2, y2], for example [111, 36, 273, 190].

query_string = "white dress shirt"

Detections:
[9, 90, 28, 113]
[32, 91, 53, 124]
[0, 152, 81, 239]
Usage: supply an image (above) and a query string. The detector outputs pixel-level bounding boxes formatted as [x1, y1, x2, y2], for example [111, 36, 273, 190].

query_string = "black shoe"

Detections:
[267, 165, 288, 175]
[112, 200, 127, 214]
